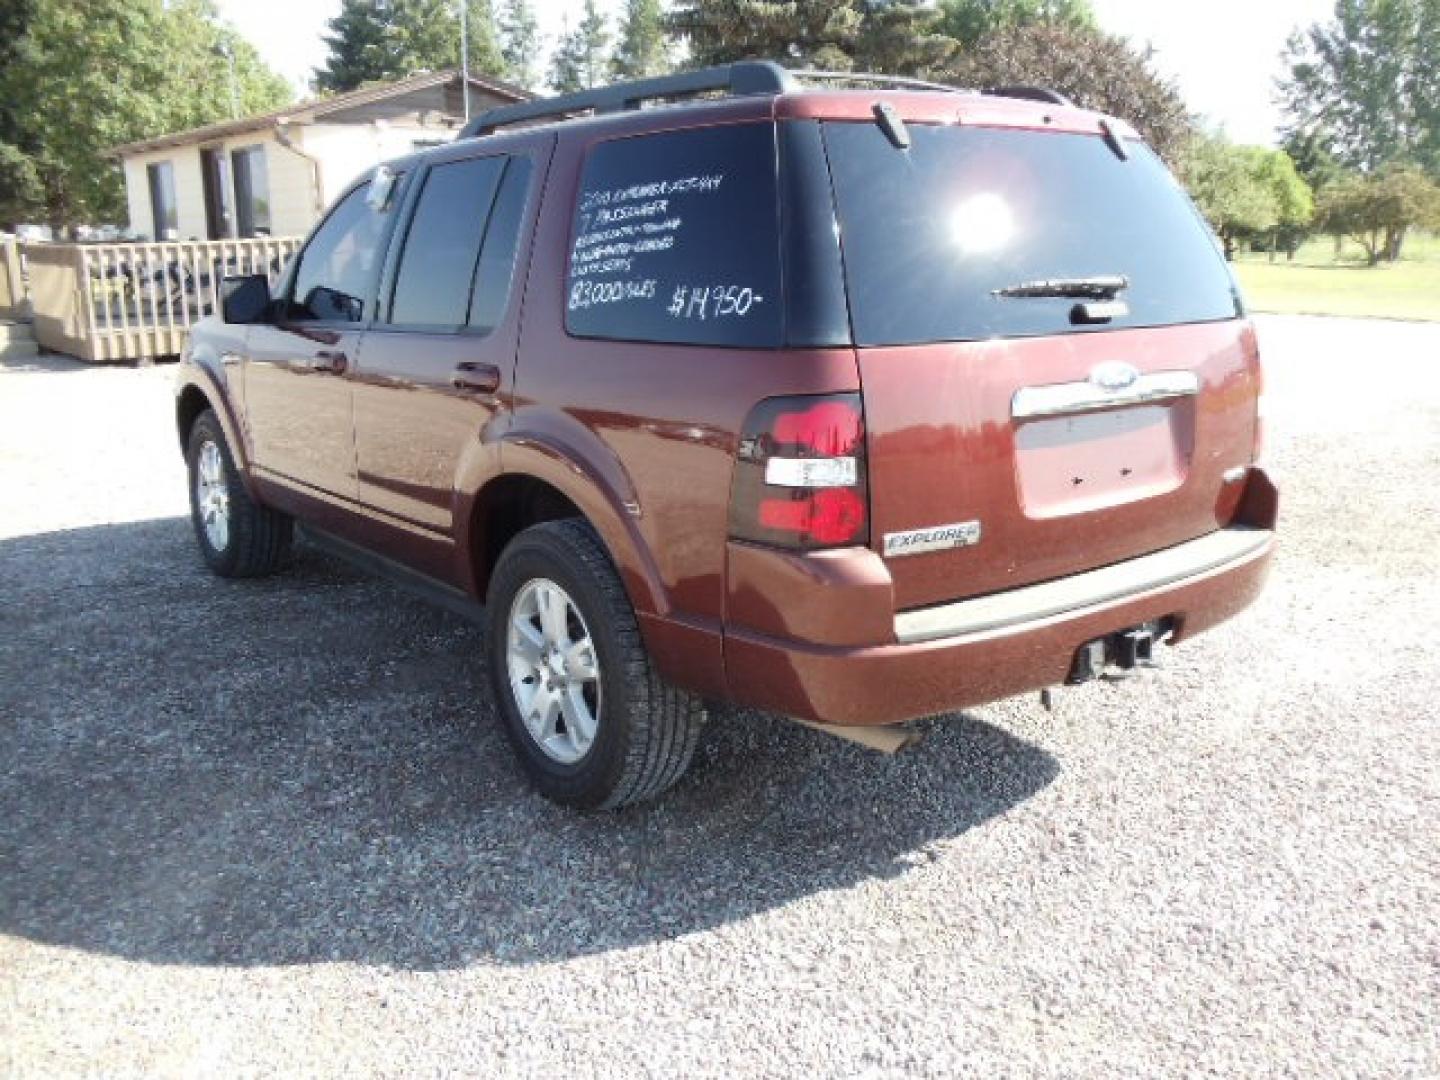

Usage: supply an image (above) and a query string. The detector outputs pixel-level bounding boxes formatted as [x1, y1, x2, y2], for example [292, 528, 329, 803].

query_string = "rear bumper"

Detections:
[722, 525, 1275, 727]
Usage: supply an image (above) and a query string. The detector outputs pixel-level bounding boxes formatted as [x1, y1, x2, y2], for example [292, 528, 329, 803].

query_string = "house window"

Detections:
[232, 145, 272, 237]
[146, 161, 178, 240]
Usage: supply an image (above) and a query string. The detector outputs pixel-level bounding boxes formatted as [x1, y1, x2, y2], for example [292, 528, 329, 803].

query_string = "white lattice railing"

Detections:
[24, 236, 301, 362]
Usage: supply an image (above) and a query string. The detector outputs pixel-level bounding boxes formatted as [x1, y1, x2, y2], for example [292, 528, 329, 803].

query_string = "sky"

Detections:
[214, 0, 1337, 147]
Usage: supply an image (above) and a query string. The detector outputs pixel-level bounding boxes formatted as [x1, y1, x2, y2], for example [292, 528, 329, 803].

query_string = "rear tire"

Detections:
[186, 409, 292, 578]
[486, 519, 706, 810]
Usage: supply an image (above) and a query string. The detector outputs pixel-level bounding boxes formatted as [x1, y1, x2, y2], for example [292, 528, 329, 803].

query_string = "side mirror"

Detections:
[222, 274, 272, 324]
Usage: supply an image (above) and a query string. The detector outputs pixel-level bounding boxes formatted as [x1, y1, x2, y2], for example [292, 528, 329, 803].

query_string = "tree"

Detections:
[1282, 126, 1347, 194]
[1278, 0, 1440, 176]
[668, 0, 959, 74]
[1181, 135, 1315, 259]
[851, 1, 960, 76]
[314, 0, 391, 92]
[944, 23, 1193, 162]
[549, 0, 610, 92]
[936, 0, 1095, 47]
[1180, 135, 1281, 258]
[498, 0, 542, 91]
[1254, 147, 1316, 258]
[1316, 165, 1440, 263]
[667, 0, 863, 71]
[0, 0, 290, 231]
[315, 0, 507, 94]
[613, 0, 671, 80]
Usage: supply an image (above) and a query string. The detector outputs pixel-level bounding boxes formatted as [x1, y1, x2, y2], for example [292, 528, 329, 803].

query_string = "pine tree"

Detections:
[852, 1, 959, 76]
[498, 0, 542, 90]
[549, 0, 610, 92]
[316, 0, 393, 92]
[667, 0, 863, 70]
[315, 0, 507, 94]
[549, 16, 585, 93]
[613, 0, 670, 80]
[935, 0, 1096, 48]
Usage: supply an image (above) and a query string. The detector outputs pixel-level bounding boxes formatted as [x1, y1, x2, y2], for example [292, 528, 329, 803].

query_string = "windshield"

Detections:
[822, 122, 1240, 346]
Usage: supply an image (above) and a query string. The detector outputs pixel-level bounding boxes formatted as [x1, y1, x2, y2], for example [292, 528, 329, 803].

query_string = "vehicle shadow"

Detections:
[0, 518, 1059, 971]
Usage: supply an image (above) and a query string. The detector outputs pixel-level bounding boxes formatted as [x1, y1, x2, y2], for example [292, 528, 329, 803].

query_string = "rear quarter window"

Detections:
[565, 123, 783, 347]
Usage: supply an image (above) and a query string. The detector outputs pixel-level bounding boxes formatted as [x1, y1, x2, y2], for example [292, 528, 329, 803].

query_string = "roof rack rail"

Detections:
[789, 70, 965, 94]
[983, 85, 1075, 107]
[459, 60, 797, 138]
[457, 62, 1078, 140]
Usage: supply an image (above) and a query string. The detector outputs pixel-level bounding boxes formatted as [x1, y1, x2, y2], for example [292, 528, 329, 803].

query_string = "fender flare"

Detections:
[175, 361, 261, 502]
[456, 426, 670, 618]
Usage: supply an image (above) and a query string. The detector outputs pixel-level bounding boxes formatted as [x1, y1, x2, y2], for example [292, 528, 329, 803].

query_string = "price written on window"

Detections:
[666, 284, 763, 321]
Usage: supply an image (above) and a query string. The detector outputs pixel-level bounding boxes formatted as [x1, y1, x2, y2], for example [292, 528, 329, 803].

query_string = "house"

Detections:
[110, 69, 530, 242]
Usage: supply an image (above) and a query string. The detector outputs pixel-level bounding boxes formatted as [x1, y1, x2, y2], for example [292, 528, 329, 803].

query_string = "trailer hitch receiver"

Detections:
[1067, 618, 1174, 683]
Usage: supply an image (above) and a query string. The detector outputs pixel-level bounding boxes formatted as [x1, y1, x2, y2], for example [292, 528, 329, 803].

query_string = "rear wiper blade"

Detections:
[993, 275, 1129, 299]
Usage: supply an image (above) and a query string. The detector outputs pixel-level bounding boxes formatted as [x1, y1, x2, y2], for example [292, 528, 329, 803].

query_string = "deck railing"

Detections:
[21, 237, 301, 362]
[0, 234, 27, 320]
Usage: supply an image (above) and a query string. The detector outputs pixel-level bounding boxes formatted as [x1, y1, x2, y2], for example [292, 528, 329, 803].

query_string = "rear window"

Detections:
[566, 123, 783, 347]
[823, 122, 1240, 346]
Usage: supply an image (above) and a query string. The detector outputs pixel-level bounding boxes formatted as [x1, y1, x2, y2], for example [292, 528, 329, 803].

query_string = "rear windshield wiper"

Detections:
[993, 275, 1129, 300]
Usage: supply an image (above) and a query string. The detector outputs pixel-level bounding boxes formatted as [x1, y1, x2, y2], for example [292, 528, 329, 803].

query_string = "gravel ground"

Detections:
[1, 316, 1437, 1077]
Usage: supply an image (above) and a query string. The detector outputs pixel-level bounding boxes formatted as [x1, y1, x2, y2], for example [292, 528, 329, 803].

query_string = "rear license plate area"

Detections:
[1015, 404, 1193, 518]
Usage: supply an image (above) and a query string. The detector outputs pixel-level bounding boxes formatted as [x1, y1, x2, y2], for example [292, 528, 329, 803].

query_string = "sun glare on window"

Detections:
[950, 192, 1015, 255]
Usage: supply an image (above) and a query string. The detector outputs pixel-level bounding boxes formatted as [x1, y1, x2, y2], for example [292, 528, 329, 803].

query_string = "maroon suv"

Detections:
[177, 63, 1276, 808]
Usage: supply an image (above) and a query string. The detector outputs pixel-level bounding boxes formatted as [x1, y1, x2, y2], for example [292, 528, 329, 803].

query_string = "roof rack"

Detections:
[459, 60, 796, 138]
[790, 70, 964, 94]
[983, 85, 1075, 107]
[457, 61, 1075, 139]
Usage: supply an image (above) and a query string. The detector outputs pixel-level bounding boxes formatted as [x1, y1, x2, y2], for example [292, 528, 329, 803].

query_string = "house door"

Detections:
[200, 148, 233, 240]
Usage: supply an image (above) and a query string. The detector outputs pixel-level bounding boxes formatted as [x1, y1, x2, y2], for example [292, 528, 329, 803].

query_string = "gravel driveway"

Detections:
[1, 316, 1437, 1077]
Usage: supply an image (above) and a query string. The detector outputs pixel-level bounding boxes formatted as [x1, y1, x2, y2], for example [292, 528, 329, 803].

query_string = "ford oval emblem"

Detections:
[1089, 361, 1140, 392]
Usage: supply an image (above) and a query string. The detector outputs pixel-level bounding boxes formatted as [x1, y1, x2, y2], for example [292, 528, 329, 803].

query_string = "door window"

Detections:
[389, 155, 506, 329]
[288, 181, 386, 323]
[469, 158, 533, 333]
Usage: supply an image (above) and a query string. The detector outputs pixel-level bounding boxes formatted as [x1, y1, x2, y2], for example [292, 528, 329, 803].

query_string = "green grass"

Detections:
[1231, 232, 1440, 322]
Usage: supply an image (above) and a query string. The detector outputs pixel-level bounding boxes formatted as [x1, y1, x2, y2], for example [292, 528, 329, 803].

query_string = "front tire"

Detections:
[186, 409, 292, 577]
[486, 519, 706, 810]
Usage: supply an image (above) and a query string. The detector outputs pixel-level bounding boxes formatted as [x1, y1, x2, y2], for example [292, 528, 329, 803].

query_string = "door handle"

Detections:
[310, 349, 348, 375]
[452, 361, 501, 395]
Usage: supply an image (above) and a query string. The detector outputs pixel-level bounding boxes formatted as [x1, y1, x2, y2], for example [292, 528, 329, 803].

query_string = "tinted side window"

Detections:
[390, 156, 505, 328]
[566, 124, 783, 347]
[468, 158, 533, 333]
[290, 182, 385, 322]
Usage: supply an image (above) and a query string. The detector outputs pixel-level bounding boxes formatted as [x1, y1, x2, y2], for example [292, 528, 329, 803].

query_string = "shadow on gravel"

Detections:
[0, 518, 1059, 970]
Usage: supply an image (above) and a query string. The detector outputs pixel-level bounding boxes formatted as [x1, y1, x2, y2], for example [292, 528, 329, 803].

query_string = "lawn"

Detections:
[1231, 232, 1440, 322]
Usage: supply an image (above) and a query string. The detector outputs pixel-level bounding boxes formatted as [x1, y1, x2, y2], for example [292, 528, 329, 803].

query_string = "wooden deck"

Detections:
[9, 235, 300, 362]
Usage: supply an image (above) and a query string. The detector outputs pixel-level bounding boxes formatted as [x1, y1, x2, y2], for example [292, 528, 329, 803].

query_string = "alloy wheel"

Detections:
[505, 577, 602, 764]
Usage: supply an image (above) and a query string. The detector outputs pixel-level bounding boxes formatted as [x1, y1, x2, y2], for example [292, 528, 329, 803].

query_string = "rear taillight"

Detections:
[730, 393, 869, 550]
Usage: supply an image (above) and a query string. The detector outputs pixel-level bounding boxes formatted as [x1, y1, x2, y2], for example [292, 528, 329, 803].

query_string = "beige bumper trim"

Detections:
[894, 527, 1273, 644]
